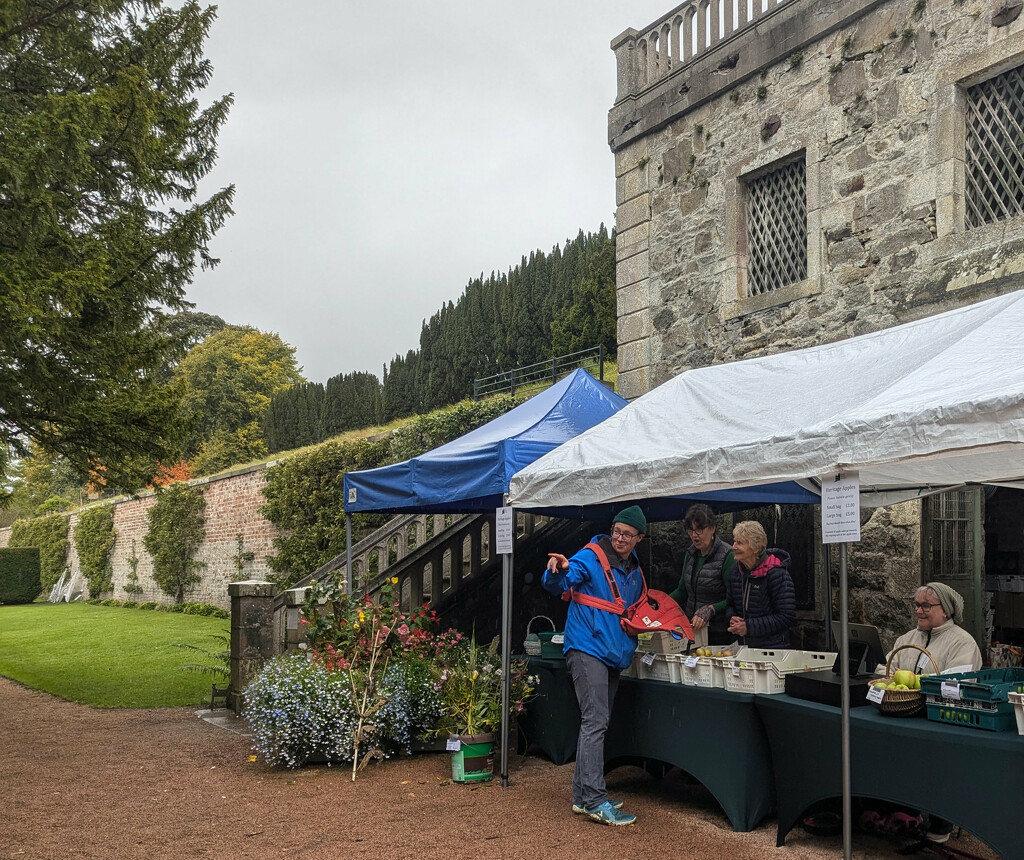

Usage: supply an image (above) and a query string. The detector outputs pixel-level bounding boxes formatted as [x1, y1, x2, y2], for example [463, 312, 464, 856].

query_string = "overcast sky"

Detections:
[186, 1, 674, 384]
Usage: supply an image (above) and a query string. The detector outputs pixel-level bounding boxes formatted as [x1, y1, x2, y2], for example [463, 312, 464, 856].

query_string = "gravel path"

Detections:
[0, 678, 1000, 859]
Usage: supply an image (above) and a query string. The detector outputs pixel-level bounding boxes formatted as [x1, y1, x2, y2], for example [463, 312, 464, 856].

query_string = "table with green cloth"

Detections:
[519, 658, 776, 832]
[756, 693, 1024, 858]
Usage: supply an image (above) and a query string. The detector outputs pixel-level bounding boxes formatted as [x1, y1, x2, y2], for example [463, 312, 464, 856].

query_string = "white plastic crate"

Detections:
[722, 647, 835, 695]
[1010, 691, 1024, 735]
[636, 652, 683, 683]
[678, 645, 739, 688]
[635, 631, 689, 654]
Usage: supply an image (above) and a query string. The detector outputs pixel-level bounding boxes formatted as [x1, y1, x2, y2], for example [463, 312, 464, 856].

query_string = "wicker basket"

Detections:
[523, 615, 555, 656]
[868, 643, 938, 717]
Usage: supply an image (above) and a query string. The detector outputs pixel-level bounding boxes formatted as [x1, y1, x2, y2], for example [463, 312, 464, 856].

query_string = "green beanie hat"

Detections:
[613, 505, 647, 534]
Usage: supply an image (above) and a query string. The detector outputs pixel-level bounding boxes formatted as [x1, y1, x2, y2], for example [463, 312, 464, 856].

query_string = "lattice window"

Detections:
[965, 63, 1024, 228]
[931, 490, 975, 580]
[745, 158, 807, 296]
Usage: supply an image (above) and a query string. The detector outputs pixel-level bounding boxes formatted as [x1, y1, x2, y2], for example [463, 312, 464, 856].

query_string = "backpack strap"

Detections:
[562, 542, 645, 615]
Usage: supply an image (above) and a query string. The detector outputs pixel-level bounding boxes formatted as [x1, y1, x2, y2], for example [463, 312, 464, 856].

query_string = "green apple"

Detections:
[893, 669, 917, 688]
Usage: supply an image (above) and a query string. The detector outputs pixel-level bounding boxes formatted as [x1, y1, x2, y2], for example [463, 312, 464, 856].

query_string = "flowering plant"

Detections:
[432, 632, 538, 738]
[298, 576, 439, 779]
[244, 653, 360, 768]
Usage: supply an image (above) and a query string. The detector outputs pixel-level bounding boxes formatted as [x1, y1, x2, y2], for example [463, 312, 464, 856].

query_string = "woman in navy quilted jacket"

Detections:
[725, 520, 796, 648]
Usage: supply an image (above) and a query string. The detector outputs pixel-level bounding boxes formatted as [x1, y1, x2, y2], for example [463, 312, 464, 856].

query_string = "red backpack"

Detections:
[563, 542, 694, 641]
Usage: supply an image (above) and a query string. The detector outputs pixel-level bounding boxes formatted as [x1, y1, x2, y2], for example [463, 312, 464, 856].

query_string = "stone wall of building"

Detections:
[610, 0, 1024, 398]
[0, 465, 280, 610]
[606, 0, 1024, 645]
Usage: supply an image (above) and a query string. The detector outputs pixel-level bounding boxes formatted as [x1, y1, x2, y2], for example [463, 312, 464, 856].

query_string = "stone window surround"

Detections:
[721, 134, 822, 321]
[936, 35, 1024, 267]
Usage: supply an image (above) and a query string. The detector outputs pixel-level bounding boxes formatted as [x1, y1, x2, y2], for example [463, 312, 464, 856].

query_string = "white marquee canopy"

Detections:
[509, 289, 1024, 509]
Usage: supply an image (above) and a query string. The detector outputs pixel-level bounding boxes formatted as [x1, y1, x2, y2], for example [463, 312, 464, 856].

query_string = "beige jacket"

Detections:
[885, 619, 983, 675]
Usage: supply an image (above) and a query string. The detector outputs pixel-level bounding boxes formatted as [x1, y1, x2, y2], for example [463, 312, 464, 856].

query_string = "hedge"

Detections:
[0, 547, 42, 604]
[8, 514, 69, 592]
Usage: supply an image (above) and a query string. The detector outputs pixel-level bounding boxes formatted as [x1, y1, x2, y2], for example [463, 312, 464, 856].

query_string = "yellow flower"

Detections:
[358, 611, 365, 622]
[390, 576, 399, 585]
[247, 755, 257, 763]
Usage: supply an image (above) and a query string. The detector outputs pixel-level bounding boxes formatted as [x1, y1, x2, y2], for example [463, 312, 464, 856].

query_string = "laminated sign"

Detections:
[821, 470, 861, 543]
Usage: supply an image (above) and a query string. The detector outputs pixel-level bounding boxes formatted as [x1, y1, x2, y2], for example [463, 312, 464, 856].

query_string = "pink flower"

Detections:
[397, 624, 410, 637]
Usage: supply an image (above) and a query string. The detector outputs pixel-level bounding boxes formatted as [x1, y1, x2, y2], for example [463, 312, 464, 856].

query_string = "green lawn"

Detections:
[0, 602, 229, 708]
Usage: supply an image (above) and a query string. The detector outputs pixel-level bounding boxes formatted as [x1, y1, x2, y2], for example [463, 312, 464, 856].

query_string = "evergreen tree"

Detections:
[0, 1, 234, 492]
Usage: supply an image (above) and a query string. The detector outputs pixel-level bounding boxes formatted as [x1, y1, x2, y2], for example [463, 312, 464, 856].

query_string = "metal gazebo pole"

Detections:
[345, 513, 353, 596]
[499, 509, 514, 787]
[839, 541, 852, 860]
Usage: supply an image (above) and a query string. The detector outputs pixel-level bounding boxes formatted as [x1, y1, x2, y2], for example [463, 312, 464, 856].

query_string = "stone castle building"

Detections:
[607, 0, 1024, 647]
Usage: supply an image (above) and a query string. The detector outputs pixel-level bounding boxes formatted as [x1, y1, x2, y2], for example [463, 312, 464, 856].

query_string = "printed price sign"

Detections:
[940, 680, 962, 701]
[495, 506, 514, 554]
[641, 652, 656, 666]
[446, 736, 462, 751]
[866, 684, 886, 704]
[821, 469, 861, 543]
[684, 655, 700, 668]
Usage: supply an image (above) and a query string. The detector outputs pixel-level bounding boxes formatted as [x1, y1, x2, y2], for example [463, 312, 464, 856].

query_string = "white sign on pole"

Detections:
[495, 506, 514, 554]
[821, 469, 861, 543]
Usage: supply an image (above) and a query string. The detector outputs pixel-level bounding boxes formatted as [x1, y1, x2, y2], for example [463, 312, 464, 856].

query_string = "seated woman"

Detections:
[875, 582, 983, 844]
[668, 503, 735, 646]
[725, 520, 796, 648]
[886, 582, 983, 676]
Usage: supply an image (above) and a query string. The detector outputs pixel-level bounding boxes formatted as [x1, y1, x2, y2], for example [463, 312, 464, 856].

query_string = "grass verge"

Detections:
[0, 602, 229, 708]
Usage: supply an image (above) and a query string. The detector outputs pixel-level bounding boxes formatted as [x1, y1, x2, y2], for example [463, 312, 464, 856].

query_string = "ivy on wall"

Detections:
[143, 483, 207, 604]
[73, 505, 116, 597]
[261, 394, 522, 588]
[8, 513, 69, 592]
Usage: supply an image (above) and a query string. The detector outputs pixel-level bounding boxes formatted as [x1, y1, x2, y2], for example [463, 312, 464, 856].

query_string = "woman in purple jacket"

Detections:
[725, 520, 796, 648]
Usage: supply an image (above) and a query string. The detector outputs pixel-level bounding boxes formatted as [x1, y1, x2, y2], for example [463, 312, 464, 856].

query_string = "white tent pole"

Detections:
[345, 514, 353, 596]
[839, 541, 852, 860]
[500, 519, 514, 787]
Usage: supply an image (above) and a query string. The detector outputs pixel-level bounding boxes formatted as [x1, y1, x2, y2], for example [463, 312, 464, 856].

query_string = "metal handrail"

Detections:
[473, 345, 605, 400]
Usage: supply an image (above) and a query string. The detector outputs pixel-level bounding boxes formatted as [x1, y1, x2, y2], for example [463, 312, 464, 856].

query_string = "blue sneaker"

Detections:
[585, 800, 636, 826]
[572, 798, 623, 815]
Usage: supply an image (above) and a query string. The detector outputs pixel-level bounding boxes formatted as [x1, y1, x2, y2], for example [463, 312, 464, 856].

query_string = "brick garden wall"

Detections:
[0, 465, 280, 610]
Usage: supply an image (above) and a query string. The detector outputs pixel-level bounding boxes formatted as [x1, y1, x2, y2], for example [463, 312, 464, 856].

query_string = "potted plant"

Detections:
[433, 632, 538, 782]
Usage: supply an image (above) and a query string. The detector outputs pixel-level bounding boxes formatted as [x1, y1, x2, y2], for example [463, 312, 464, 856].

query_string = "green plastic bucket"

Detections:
[450, 733, 494, 782]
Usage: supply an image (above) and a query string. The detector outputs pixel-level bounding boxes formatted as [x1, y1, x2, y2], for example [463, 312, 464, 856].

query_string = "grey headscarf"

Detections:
[923, 581, 964, 625]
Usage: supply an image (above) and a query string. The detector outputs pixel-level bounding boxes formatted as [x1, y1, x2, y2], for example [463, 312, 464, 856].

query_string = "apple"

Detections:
[893, 669, 917, 688]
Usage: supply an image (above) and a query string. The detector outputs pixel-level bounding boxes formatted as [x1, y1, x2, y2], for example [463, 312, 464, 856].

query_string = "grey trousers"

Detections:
[566, 648, 620, 810]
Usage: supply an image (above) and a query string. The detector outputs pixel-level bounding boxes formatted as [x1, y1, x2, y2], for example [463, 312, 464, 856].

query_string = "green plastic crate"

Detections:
[537, 631, 565, 660]
[919, 667, 1024, 705]
[925, 701, 1017, 732]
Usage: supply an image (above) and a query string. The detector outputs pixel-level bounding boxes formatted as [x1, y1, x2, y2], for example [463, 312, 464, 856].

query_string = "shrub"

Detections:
[138, 601, 159, 610]
[0, 547, 41, 604]
[244, 653, 362, 769]
[8, 513, 69, 592]
[168, 601, 228, 618]
[121, 601, 138, 609]
[73, 505, 116, 597]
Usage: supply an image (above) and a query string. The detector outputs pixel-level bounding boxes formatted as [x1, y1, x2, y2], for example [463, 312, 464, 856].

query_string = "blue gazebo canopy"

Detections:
[343, 369, 628, 515]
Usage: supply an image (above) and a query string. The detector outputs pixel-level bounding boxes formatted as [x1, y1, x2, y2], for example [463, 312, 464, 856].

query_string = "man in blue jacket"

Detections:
[542, 505, 647, 826]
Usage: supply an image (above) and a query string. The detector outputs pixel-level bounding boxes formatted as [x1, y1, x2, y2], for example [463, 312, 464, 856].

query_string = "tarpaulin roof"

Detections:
[509, 290, 1024, 510]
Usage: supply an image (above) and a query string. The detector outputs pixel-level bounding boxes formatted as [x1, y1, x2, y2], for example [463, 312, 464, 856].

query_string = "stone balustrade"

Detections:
[612, 0, 793, 101]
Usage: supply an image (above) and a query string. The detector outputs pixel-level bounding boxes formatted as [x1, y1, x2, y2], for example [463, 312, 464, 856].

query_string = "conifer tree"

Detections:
[0, 1, 234, 492]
